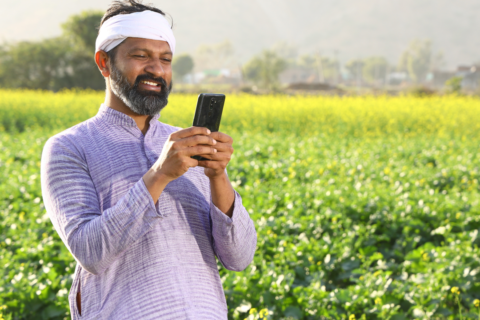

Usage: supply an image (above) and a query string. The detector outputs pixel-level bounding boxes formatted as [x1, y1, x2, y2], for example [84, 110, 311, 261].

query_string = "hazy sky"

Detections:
[1, 0, 479, 68]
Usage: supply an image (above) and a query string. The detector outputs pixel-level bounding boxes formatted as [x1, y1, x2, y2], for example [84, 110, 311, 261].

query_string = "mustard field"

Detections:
[1, 89, 479, 137]
[0, 90, 479, 319]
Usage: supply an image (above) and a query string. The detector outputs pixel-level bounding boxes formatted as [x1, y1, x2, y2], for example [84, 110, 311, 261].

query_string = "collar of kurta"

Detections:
[97, 104, 161, 127]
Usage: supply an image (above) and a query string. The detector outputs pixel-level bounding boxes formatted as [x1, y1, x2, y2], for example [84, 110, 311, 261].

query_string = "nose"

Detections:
[144, 58, 165, 79]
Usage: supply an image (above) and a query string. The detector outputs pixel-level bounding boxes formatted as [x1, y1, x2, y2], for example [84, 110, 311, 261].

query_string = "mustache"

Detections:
[133, 74, 170, 92]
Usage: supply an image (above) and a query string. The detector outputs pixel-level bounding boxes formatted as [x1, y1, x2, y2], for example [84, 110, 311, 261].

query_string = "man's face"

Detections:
[108, 37, 173, 116]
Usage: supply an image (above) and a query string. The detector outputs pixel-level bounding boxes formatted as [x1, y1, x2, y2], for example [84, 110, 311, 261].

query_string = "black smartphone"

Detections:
[191, 93, 225, 161]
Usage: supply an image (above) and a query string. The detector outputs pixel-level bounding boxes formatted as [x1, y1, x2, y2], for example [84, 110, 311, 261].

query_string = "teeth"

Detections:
[142, 81, 159, 86]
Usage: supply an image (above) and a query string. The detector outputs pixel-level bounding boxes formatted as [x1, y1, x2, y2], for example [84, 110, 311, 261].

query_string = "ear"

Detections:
[95, 51, 111, 77]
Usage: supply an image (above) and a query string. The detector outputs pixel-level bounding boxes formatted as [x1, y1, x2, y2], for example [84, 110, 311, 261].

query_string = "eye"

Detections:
[134, 55, 146, 58]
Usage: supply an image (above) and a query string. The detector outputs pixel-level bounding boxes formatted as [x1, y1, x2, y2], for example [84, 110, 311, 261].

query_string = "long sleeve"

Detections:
[210, 191, 257, 271]
[41, 136, 161, 275]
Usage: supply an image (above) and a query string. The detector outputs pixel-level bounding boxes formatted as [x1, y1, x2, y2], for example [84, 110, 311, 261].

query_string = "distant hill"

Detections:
[1, 0, 479, 68]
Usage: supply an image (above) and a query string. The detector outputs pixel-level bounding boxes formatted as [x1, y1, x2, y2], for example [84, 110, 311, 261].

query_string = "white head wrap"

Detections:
[95, 10, 175, 54]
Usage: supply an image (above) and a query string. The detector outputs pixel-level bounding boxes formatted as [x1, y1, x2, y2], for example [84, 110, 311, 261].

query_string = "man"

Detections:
[40, 1, 257, 319]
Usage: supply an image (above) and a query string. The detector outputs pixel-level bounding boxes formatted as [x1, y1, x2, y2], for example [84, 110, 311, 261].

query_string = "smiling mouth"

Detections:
[141, 80, 161, 87]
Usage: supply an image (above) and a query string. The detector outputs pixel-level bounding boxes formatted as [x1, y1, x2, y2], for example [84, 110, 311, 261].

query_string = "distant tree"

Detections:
[0, 38, 73, 90]
[321, 57, 340, 82]
[172, 54, 194, 82]
[399, 39, 432, 83]
[0, 10, 105, 90]
[243, 50, 287, 89]
[62, 10, 104, 51]
[66, 50, 106, 90]
[299, 54, 325, 82]
[397, 51, 409, 73]
[345, 59, 364, 81]
[293, 55, 339, 83]
[195, 40, 235, 70]
[299, 54, 316, 69]
[61, 11, 105, 89]
[445, 76, 462, 94]
[363, 57, 388, 84]
[272, 41, 298, 66]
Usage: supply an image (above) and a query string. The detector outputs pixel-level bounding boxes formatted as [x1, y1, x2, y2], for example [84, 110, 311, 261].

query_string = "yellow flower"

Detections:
[375, 297, 382, 305]
[451, 287, 460, 294]
[259, 308, 269, 318]
[474, 299, 480, 308]
[349, 315, 356, 320]
[249, 308, 257, 315]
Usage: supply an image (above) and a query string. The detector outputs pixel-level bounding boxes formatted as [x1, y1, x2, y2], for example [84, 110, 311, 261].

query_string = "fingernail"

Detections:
[207, 129, 211, 134]
[213, 149, 217, 153]
[212, 139, 217, 145]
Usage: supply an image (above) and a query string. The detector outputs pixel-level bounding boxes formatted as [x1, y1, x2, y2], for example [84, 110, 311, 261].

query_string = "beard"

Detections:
[109, 63, 172, 116]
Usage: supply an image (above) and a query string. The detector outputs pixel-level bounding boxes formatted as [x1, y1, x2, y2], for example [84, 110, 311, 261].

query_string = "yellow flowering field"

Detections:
[0, 89, 479, 137]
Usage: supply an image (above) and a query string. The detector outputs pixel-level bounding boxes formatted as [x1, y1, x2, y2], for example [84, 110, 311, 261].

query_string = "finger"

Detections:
[181, 146, 217, 157]
[209, 132, 233, 143]
[185, 157, 199, 169]
[172, 127, 211, 140]
[197, 160, 224, 169]
[177, 135, 217, 148]
[194, 152, 230, 161]
[209, 142, 233, 154]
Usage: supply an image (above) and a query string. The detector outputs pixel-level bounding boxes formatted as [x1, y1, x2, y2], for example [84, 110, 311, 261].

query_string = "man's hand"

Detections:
[197, 132, 234, 179]
[154, 127, 218, 181]
[197, 131, 236, 217]
[143, 127, 217, 203]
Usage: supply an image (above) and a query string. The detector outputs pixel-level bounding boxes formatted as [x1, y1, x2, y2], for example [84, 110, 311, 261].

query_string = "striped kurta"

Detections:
[41, 104, 257, 319]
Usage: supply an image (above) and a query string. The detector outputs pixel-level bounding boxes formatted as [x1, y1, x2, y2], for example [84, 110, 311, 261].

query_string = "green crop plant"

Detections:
[0, 90, 479, 319]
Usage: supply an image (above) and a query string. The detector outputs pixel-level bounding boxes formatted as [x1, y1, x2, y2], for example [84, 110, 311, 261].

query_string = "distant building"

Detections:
[387, 72, 409, 86]
[458, 66, 480, 90]
[430, 71, 455, 89]
[279, 67, 319, 84]
[188, 68, 241, 84]
[429, 65, 479, 90]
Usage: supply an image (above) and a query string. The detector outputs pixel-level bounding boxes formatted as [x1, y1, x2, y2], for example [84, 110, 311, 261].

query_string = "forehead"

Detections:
[118, 37, 172, 54]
